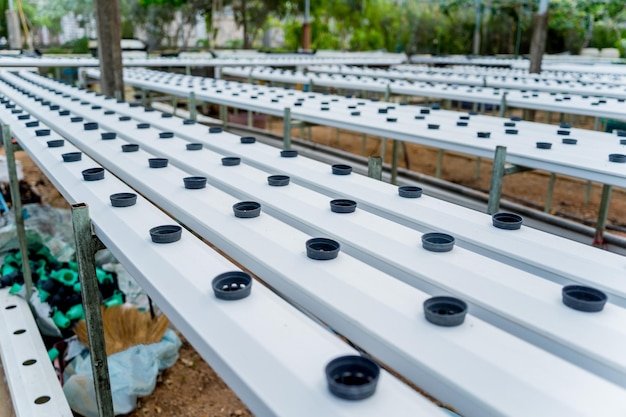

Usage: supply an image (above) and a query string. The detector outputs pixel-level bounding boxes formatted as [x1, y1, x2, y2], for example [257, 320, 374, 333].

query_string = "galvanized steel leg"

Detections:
[545, 173, 556, 213]
[593, 117, 600, 131]
[584, 181, 592, 204]
[435, 149, 444, 178]
[487, 146, 507, 215]
[380, 138, 387, 162]
[1, 125, 33, 299]
[71, 203, 114, 417]
[141, 89, 147, 106]
[283, 107, 291, 150]
[474, 157, 482, 179]
[185, 66, 190, 76]
[593, 185, 612, 248]
[499, 93, 507, 118]
[545, 111, 551, 123]
[188, 92, 197, 121]
[368, 156, 382, 180]
[247, 110, 253, 127]
[361, 133, 367, 156]
[391, 140, 400, 185]
[172, 96, 178, 116]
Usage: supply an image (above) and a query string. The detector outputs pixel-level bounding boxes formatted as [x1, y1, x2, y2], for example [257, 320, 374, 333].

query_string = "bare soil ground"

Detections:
[3, 104, 624, 417]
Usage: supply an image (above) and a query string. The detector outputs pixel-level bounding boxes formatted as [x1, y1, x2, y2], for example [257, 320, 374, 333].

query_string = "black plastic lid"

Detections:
[149, 225, 182, 244]
[221, 157, 241, 166]
[212, 271, 252, 301]
[159, 132, 174, 139]
[101, 132, 117, 140]
[121, 144, 139, 152]
[186, 143, 203, 151]
[423, 296, 468, 327]
[82, 167, 105, 181]
[281, 149, 298, 157]
[325, 355, 380, 400]
[492, 212, 523, 230]
[330, 199, 357, 213]
[398, 185, 422, 198]
[306, 238, 340, 260]
[232, 201, 261, 218]
[421, 232, 455, 252]
[332, 164, 352, 175]
[62, 152, 82, 163]
[183, 176, 207, 189]
[562, 285, 607, 312]
[240, 136, 256, 144]
[267, 175, 290, 186]
[47, 139, 64, 148]
[35, 129, 51, 137]
[148, 158, 169, 168]
[110, 192, 137, 208]
[536, 142, 552, 149]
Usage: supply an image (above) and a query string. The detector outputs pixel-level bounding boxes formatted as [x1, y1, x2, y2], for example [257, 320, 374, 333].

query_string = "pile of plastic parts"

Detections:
[0, 243, 181, 417]
[0, 242, 124, 336]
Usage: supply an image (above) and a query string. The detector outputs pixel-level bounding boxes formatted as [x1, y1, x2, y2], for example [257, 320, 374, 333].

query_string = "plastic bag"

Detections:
[63, 329, 181, 417]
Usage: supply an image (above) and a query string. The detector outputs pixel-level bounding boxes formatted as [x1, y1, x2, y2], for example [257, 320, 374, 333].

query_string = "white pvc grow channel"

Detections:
[0, 107, 448, 417]
[23, 71, 626, 310]
[2, 79, 626, 416]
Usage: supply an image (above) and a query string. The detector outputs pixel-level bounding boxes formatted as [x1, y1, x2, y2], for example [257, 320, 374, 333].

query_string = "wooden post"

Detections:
[94, 0, 124, 98]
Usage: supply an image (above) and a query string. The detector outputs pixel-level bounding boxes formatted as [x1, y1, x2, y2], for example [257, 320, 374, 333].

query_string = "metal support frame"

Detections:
[368, 156, 382, 180]
[545, 173, 556, 213]
[487, 146, 507, 215]
[219, 104, 228, 128]
[70, 203, 113, 417]
[380, 138, 387, 161]
[499, 92, 507, 118]
[435, 149, 444, 178]
[593, 184, 613, 248]
[391, 140, 400, 184]
[283, 107, 291, 150]
[594, 117, 600, 131]
[1, 124, 33, 298]
[171, 96, 178, 116]
[487, 145, 534, 214]
[361, 133, 367, 156]
[185, 66, 191, 76]
[188, 92, 197, 121]
[585, 181, 592, 204]
[475, 157, 482, 179]
[140, 88, 147, 106]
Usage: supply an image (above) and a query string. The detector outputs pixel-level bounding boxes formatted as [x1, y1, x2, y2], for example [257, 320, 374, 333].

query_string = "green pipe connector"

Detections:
[50, 269, 79, 286]
[8, 282, 22, 294]
[96, 269, 114, 285]
[51, 308, 71, 329]
[38, 288, 51, 303]
[47, 347, 59, 362]
[1, 263, 18, 276]
[65, 304, 84, 321]
[104, 290, 123, 307]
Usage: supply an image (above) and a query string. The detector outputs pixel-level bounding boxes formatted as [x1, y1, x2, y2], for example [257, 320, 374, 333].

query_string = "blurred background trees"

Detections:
[0, 0, 624, 57]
